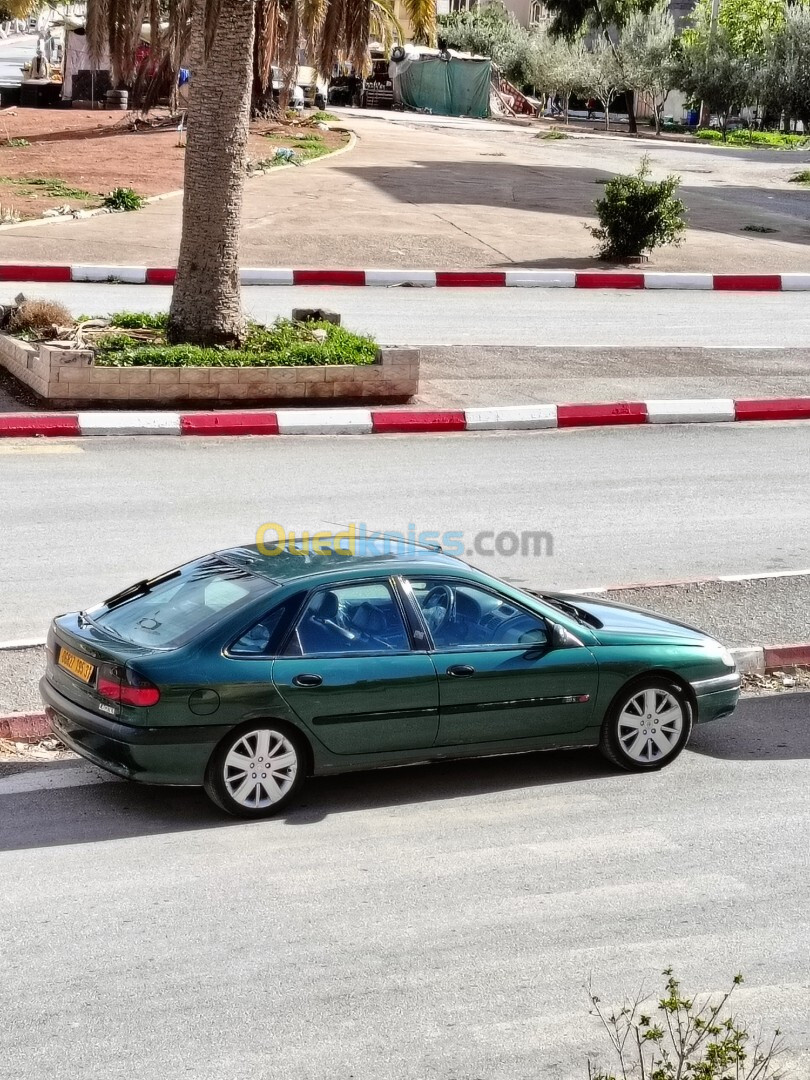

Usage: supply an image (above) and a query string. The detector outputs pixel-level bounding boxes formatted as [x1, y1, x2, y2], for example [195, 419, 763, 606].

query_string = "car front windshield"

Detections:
[86, 557, 272, 648]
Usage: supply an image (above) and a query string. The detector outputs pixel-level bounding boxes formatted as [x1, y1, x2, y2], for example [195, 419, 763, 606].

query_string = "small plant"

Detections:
[788, 170, 810, 185]
[109, 311, 169, 330]
[590, 156, 686, 261]
[2, 176, 93, 200]
[743, 223, 778, 233]
[5, 138, 30, 148]
[539, 129, 569, 140]
[9, 299, 73, 336]
[311, 110, 339, 122]
[103, 187, 145, 212]
[587, 969, 785, 1080]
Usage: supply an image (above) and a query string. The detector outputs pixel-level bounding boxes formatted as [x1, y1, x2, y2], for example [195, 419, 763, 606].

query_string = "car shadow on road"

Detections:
[0, 746, 619, 851]
[688, 692, 810, 761]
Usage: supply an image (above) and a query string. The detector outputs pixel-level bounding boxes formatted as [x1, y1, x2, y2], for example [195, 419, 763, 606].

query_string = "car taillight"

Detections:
[97, 665, 160, 707]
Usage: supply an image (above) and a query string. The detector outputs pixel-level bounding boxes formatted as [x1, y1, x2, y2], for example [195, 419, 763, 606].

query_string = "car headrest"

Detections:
[310, 590, 339, 621]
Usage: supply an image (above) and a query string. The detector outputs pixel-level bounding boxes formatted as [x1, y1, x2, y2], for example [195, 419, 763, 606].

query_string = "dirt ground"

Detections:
[0, 107, 348, 219]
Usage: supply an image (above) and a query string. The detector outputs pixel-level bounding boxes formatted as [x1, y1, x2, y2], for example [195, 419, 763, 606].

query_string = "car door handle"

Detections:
[446, 664, 475, 678]
[292, 673, 323, 687]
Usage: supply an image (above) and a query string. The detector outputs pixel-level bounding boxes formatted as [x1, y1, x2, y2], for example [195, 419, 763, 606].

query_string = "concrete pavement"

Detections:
[2, 423, 809, 641]
[1, 691, 808, 1079]
[1, 112, 809, 270]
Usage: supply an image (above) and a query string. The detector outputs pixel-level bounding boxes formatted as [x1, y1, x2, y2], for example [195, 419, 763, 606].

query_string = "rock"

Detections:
[293, 307, 341, 326]
[311, 328, 328, 343]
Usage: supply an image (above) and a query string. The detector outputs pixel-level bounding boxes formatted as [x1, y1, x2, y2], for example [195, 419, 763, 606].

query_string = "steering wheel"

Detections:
[422, 585, 455, 635]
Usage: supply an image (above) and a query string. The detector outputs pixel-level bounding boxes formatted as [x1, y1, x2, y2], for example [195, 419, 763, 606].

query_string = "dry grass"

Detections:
[8, 300, 74, 335]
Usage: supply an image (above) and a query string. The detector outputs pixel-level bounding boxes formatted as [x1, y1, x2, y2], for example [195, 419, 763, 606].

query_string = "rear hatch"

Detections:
[46, 615, 162, 723]
[44, 554, 276, 723]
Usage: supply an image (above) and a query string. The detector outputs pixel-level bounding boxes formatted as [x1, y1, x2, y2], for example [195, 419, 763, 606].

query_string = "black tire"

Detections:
[204, 720, 308, 818]
[599, 676, 692, 772]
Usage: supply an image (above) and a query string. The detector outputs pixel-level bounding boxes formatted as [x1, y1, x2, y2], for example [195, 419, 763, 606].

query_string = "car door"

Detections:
[271, 580, 439, 756]
[402, 576, 598, 747]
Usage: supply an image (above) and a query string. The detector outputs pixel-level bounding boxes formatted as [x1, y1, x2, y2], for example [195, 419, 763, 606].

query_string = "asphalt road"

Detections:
[1, 691, 808, 1079]
[2, 423, 810, 642]
[3, 283, 810, 347]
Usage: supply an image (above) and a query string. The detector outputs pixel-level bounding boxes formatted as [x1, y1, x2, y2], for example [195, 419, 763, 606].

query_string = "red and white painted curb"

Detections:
[3, 265, 810, 290]
[2, 398, 810, 438]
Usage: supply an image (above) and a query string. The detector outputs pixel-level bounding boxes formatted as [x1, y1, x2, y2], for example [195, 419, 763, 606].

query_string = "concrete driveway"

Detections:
[1, 691, 808, 1079]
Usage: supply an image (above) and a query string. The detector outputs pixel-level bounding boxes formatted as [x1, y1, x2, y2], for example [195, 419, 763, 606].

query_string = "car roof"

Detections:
[215, 538, 468, 585]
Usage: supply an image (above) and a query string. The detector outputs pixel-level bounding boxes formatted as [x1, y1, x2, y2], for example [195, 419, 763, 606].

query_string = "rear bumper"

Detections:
[40, 677, 228, 785]
[691, 671, 742, 724]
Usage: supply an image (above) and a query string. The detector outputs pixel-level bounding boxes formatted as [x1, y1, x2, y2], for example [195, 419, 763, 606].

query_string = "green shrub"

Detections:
[587, 969, 784, 1080]
[5, 138, 30, 148]
[695, 127, 724, 142]
[590, 157, 686, 261]
[108, 311, 169, 329]
[103, 187, 145, 211]
[539, 129, 569, 140]
[789, 169, 810, 184]
[93, 318, 378, 367]
[696, 127, 810, 148]
[311, 111, 339, 122]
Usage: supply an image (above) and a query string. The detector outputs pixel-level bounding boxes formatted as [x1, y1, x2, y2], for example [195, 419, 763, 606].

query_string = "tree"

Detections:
[541, 0, 659, 132]
[685, 0, 785, 59]
[528, 31, 589, 121]
[677, 24, 757, 138]
[760, 3, 810, 133]
[438, 2, 535, 88]
[621, 0, 676, 134]
[80, 0, 435, 346]
[583, 36, 625, 130]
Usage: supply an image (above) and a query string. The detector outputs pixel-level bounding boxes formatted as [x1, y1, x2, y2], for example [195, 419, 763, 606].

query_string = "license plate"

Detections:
[58, 646, 95, 684]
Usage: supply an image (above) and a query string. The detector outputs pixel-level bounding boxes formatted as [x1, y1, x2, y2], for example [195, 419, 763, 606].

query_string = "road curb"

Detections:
[3, 641, 808, 740]
[1, 266, 810, 289]
[2, 399, 810, 438]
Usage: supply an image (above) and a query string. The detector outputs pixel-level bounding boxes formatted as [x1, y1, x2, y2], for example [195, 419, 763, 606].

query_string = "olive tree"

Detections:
[621, 1, 677, 134]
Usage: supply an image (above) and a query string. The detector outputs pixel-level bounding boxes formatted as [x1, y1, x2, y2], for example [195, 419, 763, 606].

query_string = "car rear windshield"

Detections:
[86, 557, 272, 649]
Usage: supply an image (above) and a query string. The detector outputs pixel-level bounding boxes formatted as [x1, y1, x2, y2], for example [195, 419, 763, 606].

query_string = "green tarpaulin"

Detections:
[394, 56, 491, 119]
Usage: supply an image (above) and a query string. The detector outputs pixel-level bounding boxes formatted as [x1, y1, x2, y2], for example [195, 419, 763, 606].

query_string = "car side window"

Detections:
[406, 578, 549, 650]
[229, 602, 295, 657]
[283, 582, 411, 657]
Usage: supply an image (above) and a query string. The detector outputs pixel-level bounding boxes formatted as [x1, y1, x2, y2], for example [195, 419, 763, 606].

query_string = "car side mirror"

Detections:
[551, 622, 577, 650]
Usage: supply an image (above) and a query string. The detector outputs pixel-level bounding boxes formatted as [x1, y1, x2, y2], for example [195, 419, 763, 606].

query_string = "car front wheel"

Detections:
[599, 678, 692, 771]
[204, 722, 307, 818]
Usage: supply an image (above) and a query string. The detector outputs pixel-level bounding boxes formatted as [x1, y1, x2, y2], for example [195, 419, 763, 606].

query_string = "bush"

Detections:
[587, 969, 784, 1080]
[590, 157, 686, 261]
[103, 187, 145, 211]
[789, 169, 810, 184]
[311, 111, 339, 122]
[695, 127, 810, 148]
[93, 317, 378, 367]
[8, 299, 73, 335]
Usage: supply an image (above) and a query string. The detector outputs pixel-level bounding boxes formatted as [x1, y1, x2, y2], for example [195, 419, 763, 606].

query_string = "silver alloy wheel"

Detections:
[223, 729, 298, 809]
[617, 688, 684, 764]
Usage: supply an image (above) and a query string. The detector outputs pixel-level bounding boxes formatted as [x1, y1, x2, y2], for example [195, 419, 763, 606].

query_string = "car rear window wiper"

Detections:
[102, 569, 181, 610]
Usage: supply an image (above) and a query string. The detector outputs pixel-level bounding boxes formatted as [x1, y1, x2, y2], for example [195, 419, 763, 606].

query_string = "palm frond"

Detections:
[86, 0, 109, 66]
[401, 0, 435, 46]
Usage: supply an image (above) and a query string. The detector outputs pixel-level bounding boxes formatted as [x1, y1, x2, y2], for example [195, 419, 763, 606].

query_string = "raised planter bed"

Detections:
[0, 334, 419, 407]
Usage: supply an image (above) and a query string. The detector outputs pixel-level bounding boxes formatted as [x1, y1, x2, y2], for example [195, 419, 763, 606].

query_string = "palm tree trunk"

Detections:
[168, 0, 255, 346]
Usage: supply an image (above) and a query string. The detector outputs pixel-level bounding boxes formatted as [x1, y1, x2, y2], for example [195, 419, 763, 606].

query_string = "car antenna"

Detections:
[322, 522, 443, 553]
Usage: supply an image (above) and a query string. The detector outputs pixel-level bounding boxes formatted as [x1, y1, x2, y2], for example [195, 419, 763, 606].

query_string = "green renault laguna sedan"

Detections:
[41, 539, 740, 817]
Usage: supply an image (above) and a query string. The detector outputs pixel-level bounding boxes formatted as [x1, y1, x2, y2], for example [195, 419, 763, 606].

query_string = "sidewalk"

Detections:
[0, 113, 808, 271]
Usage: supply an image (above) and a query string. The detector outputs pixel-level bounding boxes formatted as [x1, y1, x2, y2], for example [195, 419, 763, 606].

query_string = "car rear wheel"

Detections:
[204, 722, 307, 818]
[599, 678, 692, 771]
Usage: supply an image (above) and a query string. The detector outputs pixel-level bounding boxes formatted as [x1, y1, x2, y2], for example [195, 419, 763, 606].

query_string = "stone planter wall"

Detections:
[0, 334, 419, 407]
